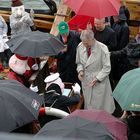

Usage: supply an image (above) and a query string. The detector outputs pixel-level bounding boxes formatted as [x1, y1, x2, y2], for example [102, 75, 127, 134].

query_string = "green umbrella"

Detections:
[113, 68, 140, 111]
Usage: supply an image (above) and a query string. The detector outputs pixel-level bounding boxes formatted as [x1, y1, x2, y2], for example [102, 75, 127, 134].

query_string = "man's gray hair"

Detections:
[80, 29, 94, 41]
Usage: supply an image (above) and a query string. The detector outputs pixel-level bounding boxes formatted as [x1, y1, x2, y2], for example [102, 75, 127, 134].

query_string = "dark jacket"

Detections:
[123, 116, 140, 140]
[112, 21, 129, 50]
[94, 26, 117, 51]
[111, 42, 140, 71]
[57, 31, 81, 83]
[44, 90, 80, 112]
[111, 21, 129, 80]
[39, 84, 80, 127]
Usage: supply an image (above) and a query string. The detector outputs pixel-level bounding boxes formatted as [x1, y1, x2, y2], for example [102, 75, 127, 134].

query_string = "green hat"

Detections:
[58, 21, 69, 34]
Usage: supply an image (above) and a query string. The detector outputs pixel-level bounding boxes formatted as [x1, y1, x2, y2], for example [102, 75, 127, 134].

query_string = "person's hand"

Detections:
[31, 63, 39, 71]
[61, 45, 68, 53]
[88, 77, 98, 87]
[72, 83, 81, 95]
[78, 71, 84, 81]
[30, 84, 39, 92]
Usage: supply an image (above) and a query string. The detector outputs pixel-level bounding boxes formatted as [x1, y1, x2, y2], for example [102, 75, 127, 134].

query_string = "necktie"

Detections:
[62, 36, 67, 43]
[87, 47, 91, 57]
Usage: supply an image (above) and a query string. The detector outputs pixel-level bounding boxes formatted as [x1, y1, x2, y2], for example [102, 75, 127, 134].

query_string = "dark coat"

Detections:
[123, 116, 140, 140]
[94, 26, 117, 51]
[39, 89, 80, 127]
[111, 42, 140, 72]
[34, 62, 50, 93]
[57, 31, 81, 83]
[44, 90, 80, 112]
[111, 21, 129, 80]
[112, 21, 129, 50]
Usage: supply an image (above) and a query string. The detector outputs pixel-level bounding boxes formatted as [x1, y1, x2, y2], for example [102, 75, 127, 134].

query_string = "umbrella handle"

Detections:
[39, 107, 69, 118]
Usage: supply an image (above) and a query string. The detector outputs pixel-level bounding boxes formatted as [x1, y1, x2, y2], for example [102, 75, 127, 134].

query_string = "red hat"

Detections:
[11, 0, 23, 7]
[9, 54, 30, 75]
[15, 54, 28, 60]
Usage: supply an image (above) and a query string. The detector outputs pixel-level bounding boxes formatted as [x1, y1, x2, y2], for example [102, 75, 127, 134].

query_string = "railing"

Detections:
[0, 10, 55, 31]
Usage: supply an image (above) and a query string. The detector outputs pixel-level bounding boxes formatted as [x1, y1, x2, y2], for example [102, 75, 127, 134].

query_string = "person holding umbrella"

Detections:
[121, 111, 140, 140]
[113, 68, 140, 140]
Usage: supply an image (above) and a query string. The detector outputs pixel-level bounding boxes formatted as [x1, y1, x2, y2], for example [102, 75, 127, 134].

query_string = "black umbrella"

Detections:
[7, 31, 65, 57]
[36, 116, 115, 140]
[0, 80, 43, 132]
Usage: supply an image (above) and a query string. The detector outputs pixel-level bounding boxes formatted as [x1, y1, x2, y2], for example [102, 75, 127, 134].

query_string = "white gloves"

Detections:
[72, 83, 81, 95]
[30, 84, 39, 93]
[31, 63, 39, 71]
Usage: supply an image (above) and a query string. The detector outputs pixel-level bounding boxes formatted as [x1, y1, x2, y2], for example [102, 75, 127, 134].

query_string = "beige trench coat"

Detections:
[76, 40, 115, 113]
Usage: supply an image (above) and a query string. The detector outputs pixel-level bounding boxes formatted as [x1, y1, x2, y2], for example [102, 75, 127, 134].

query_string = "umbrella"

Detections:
[36, 116, 115, 140]
[68, 15, 94, 31]
[66, 109, 127, 140]
[64, 0, 121, 19]
[0, 133, 75, 140]
[113, 68, 140, 111]
[0, 80, 43, 132]
[7, 31, 65, 57]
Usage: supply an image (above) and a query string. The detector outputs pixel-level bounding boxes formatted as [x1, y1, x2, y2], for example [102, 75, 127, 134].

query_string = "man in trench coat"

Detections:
[76, 29, 115, 113]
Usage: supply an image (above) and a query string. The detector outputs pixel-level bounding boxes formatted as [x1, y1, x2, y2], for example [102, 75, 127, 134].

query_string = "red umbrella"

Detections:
[66, 109, 127, 140]
[64, 0, 121, 19]
[68, 15, 94, 31]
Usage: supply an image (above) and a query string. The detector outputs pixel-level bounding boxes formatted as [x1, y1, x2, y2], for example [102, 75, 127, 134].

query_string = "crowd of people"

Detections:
[0, 0, 140, 139]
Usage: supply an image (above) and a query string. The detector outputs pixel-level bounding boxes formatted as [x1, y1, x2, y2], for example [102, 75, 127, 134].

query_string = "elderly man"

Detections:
[94, 18, 117, 51]
[76, 29, 115, 113]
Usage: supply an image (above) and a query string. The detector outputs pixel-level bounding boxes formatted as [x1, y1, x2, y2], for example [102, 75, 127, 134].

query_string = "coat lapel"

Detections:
[80, 45, 88, 63]
[85, 41, 98, 67]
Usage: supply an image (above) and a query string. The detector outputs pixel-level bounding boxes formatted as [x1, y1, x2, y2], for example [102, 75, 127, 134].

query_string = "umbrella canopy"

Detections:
[36, 116, 115, 140]
[7, 31, 65, 57]
[64, 0, 121, 19]
[66, 109, 127, 140]
[0, 80, 43, 132]
[113, 68, 140, 111]
[68, 15, 94, 31]
[0, 133, 76, 140]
